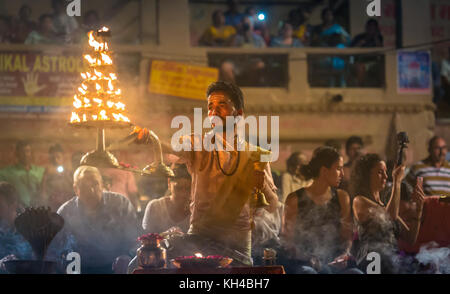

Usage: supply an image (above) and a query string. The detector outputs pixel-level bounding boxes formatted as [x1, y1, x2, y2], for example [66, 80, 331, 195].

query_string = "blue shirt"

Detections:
[57, 192, 140, 269]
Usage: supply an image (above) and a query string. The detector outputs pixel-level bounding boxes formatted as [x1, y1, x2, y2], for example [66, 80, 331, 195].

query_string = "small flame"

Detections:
[78, 87, 86, 95]
[94, 69, 102, 78]
[108, 80, 114, 91]
[71, 112, 80, 123]
[84, 54, 96, 64]
[107, 101, 114, 108]
[194, 253, 203, 258]
[93, 98, 103, 105]
[115, 102, 125, 110]
[82, 114, 87, 122]
[115, 89, 121, 95]
[101, 53, 113, 65]
[73, 95, 82, 108]
[80, 73, 86, 79]
[109, 73, 117, 80]
[96, 83, 101, 91]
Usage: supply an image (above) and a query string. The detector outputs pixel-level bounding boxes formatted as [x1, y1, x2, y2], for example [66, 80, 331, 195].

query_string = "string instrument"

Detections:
[396, 131, 409, 166]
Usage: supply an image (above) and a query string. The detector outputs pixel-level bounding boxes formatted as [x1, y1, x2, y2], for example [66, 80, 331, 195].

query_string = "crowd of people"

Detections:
[0, 0, 100, 45]
[197, 1, 383, 49]
[0, 81, 449, 274]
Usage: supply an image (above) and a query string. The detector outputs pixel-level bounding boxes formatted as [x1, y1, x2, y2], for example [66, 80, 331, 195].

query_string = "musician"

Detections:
[350, 154, 424, 273]
[133, 81, 278, 265]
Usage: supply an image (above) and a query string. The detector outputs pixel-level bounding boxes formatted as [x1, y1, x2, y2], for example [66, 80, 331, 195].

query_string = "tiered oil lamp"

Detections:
[69, 27, 173, 178]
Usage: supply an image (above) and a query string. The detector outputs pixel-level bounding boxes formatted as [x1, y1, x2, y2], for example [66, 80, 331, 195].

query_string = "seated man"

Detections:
[57, 166, 140, 274]
[142, 164, 191, 234]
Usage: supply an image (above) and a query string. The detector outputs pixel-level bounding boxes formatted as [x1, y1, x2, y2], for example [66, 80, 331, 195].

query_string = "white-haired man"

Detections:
[57, 166, 140, 274]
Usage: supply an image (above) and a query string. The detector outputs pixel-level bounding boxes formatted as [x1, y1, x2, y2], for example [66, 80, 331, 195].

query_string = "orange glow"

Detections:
[70, 27, 130, 124]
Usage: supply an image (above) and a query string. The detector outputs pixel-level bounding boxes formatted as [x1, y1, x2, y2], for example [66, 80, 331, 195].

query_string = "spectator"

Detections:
[406, 136, 450, 197]
[99, 167, 139, 212]
[57, 166, 139, 274]
[218, 59, 237, 84]
[311, 8, 350, 47]
[281, 152, 311, 203]
[224, 0, 244, 29]
[24, 14, 58, 44]
[10, 5, 37, 43]
[0, 140, 45, 207]
[0, 15, 12, 43]
[41, 144, 73, 212]
[281, 147, 360, 274]
[270, 22, 303, 48]
[288, 7, 312, 46]
[199, 10, 236, 47]
[142, 164, 191, 234]
[234, 15, 266, 48]
[341, 136, 364, 192]
[51, 0, 79, 43]
[351, 154, 424, 273]
[245, 6, 270, 45]
[351, 19, 383, 48]
[0, 182, 33, 273]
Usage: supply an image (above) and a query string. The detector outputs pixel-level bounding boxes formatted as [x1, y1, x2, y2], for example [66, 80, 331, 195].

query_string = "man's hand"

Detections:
[131, 126, 151, 144]
[328, 253, 350, 270]
[254, 170, 265, 190]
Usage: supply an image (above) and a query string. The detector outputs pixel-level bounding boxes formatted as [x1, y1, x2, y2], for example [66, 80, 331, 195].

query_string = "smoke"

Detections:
[415, 242, 450, 274]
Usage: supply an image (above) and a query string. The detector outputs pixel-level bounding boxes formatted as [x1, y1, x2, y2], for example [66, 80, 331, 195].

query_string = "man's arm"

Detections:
[261, 164, 279, 214]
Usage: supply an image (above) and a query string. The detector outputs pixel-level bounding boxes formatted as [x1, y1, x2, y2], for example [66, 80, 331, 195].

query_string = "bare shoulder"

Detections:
[285, 191, 298, 208]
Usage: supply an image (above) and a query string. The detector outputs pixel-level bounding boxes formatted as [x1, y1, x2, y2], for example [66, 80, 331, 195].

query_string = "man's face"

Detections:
[75, 171, 103, 210]
[170, 178, 191, 204]
[207, 91, 242, 129]
[347, 143, 362, 162]
[430, 138, 448, 164]
[17, 145, 32, 166]
[50, 151, 64, 166]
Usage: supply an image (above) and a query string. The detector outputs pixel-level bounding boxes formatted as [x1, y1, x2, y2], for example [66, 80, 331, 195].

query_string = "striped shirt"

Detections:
[406, 159, 450, 196]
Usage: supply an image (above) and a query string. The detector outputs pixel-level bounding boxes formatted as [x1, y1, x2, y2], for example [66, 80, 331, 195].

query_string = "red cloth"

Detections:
[398, 196, 450, 253]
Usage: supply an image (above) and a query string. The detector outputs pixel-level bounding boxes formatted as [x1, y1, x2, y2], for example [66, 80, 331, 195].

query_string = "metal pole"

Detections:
[97, 128, 105, 152]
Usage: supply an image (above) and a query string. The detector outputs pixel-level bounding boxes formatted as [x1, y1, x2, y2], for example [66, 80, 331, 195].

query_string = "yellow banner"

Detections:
[148, 60, 218, 100]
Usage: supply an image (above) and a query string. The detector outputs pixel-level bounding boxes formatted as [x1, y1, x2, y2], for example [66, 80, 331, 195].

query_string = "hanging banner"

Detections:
[397, 51, 431, 94]
[0, 51, 83, 112]
[149, 60, 218, 100]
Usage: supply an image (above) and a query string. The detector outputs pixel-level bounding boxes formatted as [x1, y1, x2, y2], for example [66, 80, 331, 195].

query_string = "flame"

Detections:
[93, 98, 103, 105]
[73, 95, 82, 108]
[94, 69, 102, 78]
[108, 80, 114, 91]
[115, 102, 125, 110]
[101, 53, 113, 65]
[194, 253, 203, 258]
[84, 54, 96, 64]
[71, 27, 130, 125]
[71, 112, 80, 123]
